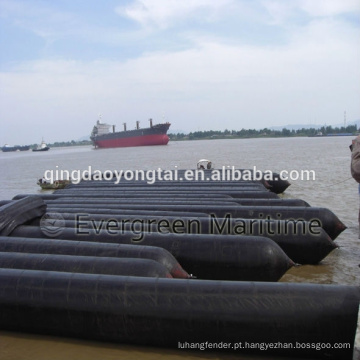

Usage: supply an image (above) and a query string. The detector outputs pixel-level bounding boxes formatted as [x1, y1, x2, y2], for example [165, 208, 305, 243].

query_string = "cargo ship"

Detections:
[90, 116, 171, 149]
[1, 144, 30, 152]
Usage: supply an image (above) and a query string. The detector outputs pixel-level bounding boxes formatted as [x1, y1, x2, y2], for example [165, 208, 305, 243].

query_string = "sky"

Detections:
[0, 0, 359, 145]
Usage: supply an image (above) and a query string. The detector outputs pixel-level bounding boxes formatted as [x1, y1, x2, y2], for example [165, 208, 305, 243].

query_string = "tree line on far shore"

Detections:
[169, 124, 358, 141]
[36, 140, 92, 148]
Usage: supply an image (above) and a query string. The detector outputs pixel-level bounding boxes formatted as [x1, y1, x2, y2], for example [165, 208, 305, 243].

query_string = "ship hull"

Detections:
[93, 134, 169, 148]
[32, 147, 50, 152]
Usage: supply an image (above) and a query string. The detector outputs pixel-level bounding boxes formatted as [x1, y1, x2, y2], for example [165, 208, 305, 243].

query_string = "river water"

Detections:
[0, 136, 359, 359]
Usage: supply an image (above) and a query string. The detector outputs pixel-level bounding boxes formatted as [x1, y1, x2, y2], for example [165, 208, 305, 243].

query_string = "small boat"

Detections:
[197, 159, 213, 170]
[33, 140, 50, 152]
[37, 179, 71, 190]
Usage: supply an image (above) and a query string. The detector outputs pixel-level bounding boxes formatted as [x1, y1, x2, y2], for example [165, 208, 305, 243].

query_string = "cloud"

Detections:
[0, 0, 359, 145]
[117, 0, 360, 31]
[1, 10, 359, 145]
[262, 0, 360, 25]
[299, 0, 360, 17]
[116, 0, 234, 29]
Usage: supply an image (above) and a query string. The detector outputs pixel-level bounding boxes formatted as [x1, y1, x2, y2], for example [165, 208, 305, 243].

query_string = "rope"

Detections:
[327, 177, 354, 187]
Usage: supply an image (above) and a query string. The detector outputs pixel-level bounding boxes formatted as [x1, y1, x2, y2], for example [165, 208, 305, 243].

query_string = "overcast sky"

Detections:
[1, 0, 359, 145]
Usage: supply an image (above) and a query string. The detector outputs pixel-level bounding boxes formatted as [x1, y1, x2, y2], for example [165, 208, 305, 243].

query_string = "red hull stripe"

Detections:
[95, 134, 169, 148]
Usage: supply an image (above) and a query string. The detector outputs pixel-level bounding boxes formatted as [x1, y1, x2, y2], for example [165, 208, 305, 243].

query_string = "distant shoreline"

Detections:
[169, 133, 357, 142]
[3, 124, 357, 149]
